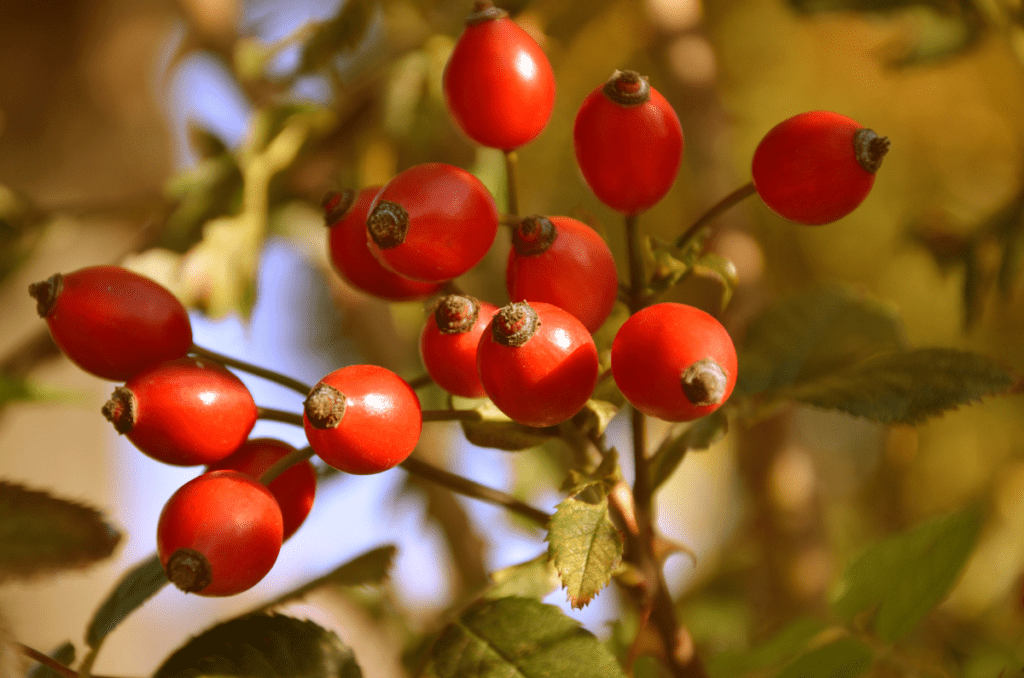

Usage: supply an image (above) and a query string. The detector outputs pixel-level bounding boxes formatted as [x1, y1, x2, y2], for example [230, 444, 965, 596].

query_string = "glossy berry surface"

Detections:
[506, 215, 618, 333]
[611, 303, 737, 422]
[325, 187, 445, 301]
[206, 438, 316, 540]
[443, 1, 556, 151]
[28, 265, 192, 381]
[573, 70, 684, 215]
[366, 163, 498, 283]
[419, 295, 498, 398]
[157, 470, 283, 596]
[303, 364, 422, 474]
[751, 110, 890, 225]
[477, 301, 599, 428]
[102, 357, 258, 466]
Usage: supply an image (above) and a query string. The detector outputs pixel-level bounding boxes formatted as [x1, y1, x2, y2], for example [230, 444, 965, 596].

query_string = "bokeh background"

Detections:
[2, 0, 1024, 675]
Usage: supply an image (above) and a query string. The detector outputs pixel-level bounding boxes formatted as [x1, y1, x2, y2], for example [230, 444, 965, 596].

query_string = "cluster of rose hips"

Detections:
[26, 0, 887, 600]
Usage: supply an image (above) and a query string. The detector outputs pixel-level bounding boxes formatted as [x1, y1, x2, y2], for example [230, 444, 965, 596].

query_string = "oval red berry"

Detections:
[573, 71, 684, 215]
[29, 266, 192, 381]
[326, 187, 445, 301]
[611, 303, 737, 422]
[751, 111, 889, 225]
[303, 365, 422, 474]
[443, 3, 556, 150]
[102, 357, 258, 466]
[157, 470, 283, 596]
[419, 295, 498, 399]
[366, 163, 498, 283]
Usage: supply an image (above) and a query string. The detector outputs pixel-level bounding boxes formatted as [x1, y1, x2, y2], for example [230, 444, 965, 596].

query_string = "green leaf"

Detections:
[571, 399, 621, 441]
[162, 155, 242, 253]
[484, 553, 560, 601]
[832, 504, 984, 642]
[560, 448, 622, 497]
[649, 410, 728, 492]
[26, 642, 75, 678]
[153, 614, 362, 678]
[299, 0, 375, 74]
[784, 348, 1017, 424]
[692, 253, 739, 311]
[460, 399, 559, 451]
[547, 497, 623, 609]
[0, 481, 120, 582]
[706, 618, 823, 678]
[775, 637, 873, 678]
[736, 282, 905, 397]
[86, 554, 168, 648]
[0, 373, 80, 407]
[430, 597, 626, 678]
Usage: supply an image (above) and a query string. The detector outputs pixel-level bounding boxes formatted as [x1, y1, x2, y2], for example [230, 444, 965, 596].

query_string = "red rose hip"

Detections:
[303, 365, 422, 474]
[102, 357, 258, 466]
[419, 295, 498, 398]
[206, 438, 316, 540]
[325, 188, 445, 301]
[506, 215, 618, 333]
[366, 163, 498, 283]
[28, 265, 192, 381]
[157, 470, 283, 596]
[476, 301, 599, 428]
[751, 110, 890, 225]
[443, 1, 556, 151]
[611, 303, 737, 422]
[573, 70, 684, 215]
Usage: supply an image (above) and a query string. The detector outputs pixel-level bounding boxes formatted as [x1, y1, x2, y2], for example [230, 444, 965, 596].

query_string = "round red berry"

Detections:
[102, 357, 258, 466]
[611, 303, 737, 422]
[325, 188, 445, 301]
[206, 438, 316, 540]
[751, 111, 890, 225]
[506, 215, 618, 333]
[477, 301, 599, 428]
[28, 265, 192, 381]
[366, 163, 498, 283]
[419, 295, 498, 398]
[573, 70, 684, 215]
[443, 1, 556, 150]
[157, 470, 283, 596]
[303, 365, 422, 474]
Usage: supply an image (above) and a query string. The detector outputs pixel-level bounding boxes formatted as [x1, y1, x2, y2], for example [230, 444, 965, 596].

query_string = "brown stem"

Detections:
[17, 644, 78, 678]
[256, 407, 304, 427]
[674, 181, 756, 249]
[406, 373, 434, 390]
[504, 150, 520, 218]
[421, 409, 482, 422]
[189, 344, 312, 396]
[399, 456, 550, 526]
[259, 446, 315, 484]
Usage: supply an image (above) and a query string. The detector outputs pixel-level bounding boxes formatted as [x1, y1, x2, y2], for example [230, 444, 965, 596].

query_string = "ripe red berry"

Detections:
[419, 295, 498, 398]
[28, 265, 192, 381]
[751, 111, 890, 225]
[102, 357, 258, 466]
[443, 1, 556, 151]
[506, 215, 618, 333]
[366, 163, 498, 283]
[303, 365, 422, 474]
[157, 470, 283, 596]
[573, 70, 684, 215]
[476, 301, 599, 428]
[611, 303, 737, 422]
[206, 438, 316, 540]
[325, 188, 446, 301]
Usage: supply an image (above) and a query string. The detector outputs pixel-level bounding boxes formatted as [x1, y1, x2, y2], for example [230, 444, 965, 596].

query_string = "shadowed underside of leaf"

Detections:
[0, 481, 120, 582]
[547, 497, 623, 609]
[649, 410, 728, 492]
[460, 399, 559, 451]
[784, 348, 1017, 424]
[736, 282, 905, 397]
[86, 554, 167, 648]
[430, 597, 626, 678]
[831, 504, 984, 642]
[775, 636, 873, 678]
[153, 614, 362, 678]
